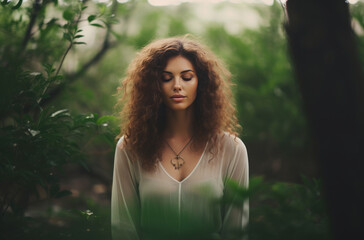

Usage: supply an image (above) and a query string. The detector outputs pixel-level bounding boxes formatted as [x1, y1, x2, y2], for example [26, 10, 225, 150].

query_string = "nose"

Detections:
[173, 77, 182, 92]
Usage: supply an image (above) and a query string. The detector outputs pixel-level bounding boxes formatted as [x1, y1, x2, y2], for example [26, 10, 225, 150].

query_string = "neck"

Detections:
[164, 106, 194, 140]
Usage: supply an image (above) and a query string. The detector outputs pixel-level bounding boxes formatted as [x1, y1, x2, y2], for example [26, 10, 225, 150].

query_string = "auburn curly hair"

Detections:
[117, 36, 241, 170]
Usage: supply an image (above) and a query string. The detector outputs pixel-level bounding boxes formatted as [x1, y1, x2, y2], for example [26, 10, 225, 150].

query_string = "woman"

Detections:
[112, 36, 249, 240]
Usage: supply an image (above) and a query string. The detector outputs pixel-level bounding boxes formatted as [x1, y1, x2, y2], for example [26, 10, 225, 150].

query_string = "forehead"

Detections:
[164, 55, 195, 72]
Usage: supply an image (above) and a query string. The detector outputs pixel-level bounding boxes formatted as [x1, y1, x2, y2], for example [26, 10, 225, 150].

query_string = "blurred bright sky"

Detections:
[20, 0, 361, 6]
[147, 0, 361, 6]
[148, 0, 279, 6]
[19, 0, 361, 4]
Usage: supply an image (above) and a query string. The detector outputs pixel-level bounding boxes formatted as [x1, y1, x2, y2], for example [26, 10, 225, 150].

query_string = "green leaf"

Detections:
[74, 34, 84, 39]
[98, 3, 107, 15]
[63, 9, 74, 21]
[46, 18, 58, 26]
[11, 0, 22, 9]
[63, 32, 71, 41]
[42, 63, 55, 76]
[52, 75, 64, 81]
[73, 42, 86, 45]
[249, 176, 264, 189]
[91, 23, 104, 28]
[88, 15, 97, 23]
[1, 0, 10, 6]
[51, 109, 69, 118]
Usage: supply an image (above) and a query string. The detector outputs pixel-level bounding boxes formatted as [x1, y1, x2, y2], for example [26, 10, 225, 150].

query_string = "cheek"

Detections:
[192, 80, 198, 96]
[161, 84, 169, 97]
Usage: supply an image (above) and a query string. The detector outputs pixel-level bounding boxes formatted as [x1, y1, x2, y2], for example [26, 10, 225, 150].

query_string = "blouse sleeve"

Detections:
[111, 137, 141, 240]
[221, 137, 249, 238]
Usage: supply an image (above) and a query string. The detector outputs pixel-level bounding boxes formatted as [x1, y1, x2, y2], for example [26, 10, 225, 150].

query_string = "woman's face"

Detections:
[161, 55, 198, 112]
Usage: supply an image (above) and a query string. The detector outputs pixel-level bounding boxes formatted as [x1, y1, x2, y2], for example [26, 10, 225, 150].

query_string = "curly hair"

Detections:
[116, 36, 241, 170]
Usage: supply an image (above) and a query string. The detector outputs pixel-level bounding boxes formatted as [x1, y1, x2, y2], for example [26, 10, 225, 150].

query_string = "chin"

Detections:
[170, 106, 189, 111]
[167, 103, 193, 112]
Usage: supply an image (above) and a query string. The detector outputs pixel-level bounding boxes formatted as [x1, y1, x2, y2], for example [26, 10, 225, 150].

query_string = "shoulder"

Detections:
[219, 132, 249, 181]
[113, 136, 140, 182]
[114, 136, 140, 170]
[115, 136, 140, 164]
[116, 135, 126, 150]
[115, 136, 132, 162]
[218, 131, 247, 153]
[116, 136, 134, 156]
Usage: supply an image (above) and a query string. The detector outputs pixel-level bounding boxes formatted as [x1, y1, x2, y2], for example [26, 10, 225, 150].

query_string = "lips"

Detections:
[170, 94, 186, 102]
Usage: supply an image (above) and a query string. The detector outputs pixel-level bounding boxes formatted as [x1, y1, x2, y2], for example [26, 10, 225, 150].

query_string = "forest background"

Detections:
[1, 0, 363, 239]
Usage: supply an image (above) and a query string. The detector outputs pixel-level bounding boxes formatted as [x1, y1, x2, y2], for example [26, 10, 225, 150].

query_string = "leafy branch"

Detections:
[38, 2, 87, 104]
[39, 0, 137, 107]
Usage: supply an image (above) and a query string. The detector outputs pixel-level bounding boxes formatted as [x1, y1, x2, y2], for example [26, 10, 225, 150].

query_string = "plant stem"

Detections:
[55, 43, 72, 78]
[37, 5, 83, 104]
[39, 0, 137, 107]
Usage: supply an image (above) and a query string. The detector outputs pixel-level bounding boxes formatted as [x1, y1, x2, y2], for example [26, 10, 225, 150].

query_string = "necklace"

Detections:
[165, 137, 193, 170]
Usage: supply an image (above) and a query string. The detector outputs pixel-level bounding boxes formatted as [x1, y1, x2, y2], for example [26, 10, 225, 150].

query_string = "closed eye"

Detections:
[162, 73, 173, 82]
[181, 73, 193, 81]
[162, 77, 172, 82]
[182, 77, 192, 81]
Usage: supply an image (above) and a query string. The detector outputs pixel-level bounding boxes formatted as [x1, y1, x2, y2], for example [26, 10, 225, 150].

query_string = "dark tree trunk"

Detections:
[284, 0, 364, 239]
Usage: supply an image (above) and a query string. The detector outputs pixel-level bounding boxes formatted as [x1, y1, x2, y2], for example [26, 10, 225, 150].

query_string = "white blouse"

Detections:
[111, 132, 249, 240]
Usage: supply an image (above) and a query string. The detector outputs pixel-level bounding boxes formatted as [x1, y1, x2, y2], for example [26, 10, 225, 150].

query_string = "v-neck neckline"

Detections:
[159, 140, 209, 184]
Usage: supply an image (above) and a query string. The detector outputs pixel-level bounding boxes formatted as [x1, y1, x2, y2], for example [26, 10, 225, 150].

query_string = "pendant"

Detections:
[170, 155, 185, 170]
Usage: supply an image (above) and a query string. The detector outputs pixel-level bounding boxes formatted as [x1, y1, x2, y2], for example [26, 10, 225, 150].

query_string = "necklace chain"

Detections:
[165, 136, 193, 170]
[165, 137, 193, 157]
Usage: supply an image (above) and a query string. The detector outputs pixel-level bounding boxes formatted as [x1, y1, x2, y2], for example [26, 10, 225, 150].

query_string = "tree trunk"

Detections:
[284, 0, 364, 239]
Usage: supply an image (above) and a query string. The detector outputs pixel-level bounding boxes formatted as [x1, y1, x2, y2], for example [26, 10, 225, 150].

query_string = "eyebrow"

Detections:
[162, 70, 194, 74]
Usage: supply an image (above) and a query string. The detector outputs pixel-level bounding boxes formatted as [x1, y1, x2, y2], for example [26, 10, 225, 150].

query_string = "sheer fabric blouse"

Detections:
[111, 132, 249, 240]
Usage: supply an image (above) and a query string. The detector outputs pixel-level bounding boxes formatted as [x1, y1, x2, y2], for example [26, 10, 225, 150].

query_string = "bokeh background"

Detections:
[1, 0, 363, 239]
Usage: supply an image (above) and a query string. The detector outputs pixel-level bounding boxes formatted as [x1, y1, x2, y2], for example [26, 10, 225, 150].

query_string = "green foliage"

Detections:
[0, 1, 339, 239]
[1, 0, 23, 9]
[128, 10, 161, 49]
[0, 0, 118, 219]
[221, 176, 329, 240]
[0, 177, 328, 240]
[0, 198, 111, 240]
[204, 3, 308, 157]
